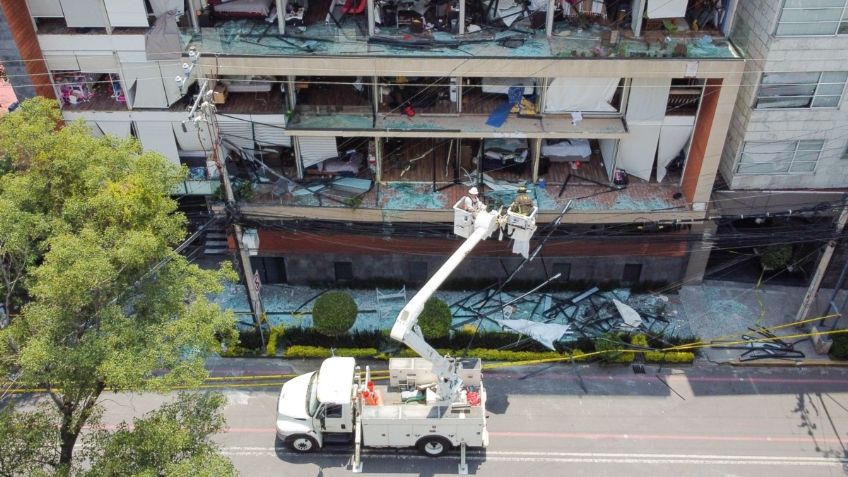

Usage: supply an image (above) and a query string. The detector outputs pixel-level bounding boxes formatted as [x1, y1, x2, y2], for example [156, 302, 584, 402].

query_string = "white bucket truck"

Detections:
[276, 199, 538, 472]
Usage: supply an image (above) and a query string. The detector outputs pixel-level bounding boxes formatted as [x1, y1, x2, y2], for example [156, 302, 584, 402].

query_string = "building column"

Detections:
[276, 0, 286, 35]
[0, 0, 56, 100]
[682, 220, 717, 285]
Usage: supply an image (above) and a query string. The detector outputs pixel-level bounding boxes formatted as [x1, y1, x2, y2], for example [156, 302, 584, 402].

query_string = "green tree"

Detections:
[84, 392, 236, 477]
[0, 404, 58, 477]
[312, 291, 358, 336]
[418, 298, 452, 339]
[0, 98, 238, 472]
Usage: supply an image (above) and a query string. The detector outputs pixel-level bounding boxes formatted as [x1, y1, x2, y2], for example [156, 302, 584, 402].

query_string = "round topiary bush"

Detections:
[760, 245, 792, 270]
[418, 297, 452, 339]
[312, 291, 358, 337]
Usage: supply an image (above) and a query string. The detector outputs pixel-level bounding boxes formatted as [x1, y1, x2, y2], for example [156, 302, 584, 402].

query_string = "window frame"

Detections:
[735, 139, 824, 176]
[775, 0, 848, 37]
[754, 71, 848, 110]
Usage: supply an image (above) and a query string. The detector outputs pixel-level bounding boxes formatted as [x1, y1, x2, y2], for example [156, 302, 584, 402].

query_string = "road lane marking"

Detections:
[220, 447, 848, 467]
[491, 430, 846, 444]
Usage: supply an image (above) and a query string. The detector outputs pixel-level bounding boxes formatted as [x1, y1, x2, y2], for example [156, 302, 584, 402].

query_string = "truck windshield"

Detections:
[306, 372, 320, 416]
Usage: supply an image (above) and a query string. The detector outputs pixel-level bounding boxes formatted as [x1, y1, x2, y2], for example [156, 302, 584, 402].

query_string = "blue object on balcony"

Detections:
[486, 85, 524, 128]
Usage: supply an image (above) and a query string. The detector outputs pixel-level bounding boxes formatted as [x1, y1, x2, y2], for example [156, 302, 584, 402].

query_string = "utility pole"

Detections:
[794, 196, 848, 325]
[179, 58, 266, 345]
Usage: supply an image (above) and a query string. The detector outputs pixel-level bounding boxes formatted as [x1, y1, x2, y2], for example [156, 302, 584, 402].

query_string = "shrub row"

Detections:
[644, 351, 695, 363]
[286, 345, 380, 359]
[829, 332, 848, 360]
[233, 328, 695, 363]
[286, 345, 588, 362]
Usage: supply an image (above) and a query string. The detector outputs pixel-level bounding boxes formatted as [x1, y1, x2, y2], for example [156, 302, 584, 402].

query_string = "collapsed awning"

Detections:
[497, 319, 571, 350]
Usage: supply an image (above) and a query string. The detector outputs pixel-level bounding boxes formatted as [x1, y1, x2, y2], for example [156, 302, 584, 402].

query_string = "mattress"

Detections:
[542, 139, 591, 161]
[212, 0, 273, 15]
[321, 156, 362, 174]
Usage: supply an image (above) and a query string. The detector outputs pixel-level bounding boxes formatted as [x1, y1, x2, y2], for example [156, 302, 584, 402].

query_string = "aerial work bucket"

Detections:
[453, 199, 475, 239]
[506, 207, 537, 258]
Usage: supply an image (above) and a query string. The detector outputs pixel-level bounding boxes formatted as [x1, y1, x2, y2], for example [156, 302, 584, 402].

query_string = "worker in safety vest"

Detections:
[509, 185, 535, 216]
[460, 186, 486, 213]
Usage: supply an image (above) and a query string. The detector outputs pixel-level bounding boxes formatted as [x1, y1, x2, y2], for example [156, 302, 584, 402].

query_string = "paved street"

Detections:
[96, 363, 848, 477]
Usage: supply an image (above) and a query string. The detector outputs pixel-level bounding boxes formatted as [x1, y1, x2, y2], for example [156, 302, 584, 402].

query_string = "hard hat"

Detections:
[469, 187, 479, 195]
[517, 185, 527, 193]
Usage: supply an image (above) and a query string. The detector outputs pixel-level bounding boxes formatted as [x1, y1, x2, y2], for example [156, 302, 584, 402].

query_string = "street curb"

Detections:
[721, 359, 848, 367]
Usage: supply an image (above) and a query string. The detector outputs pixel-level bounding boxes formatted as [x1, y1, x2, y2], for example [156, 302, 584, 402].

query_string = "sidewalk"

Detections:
[679, 280, 847, 364]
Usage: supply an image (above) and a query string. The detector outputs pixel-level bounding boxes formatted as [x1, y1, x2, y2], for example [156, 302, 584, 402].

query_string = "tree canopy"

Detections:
[84, 392, 236, 477]
[0, 97, 238, 474]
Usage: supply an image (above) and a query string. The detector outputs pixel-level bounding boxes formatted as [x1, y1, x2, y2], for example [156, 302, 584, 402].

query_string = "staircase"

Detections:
[204, 227, 230, 255]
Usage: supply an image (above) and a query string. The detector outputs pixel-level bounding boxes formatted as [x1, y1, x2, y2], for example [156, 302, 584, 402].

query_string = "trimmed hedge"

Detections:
[595, 332, 635, 363]
[266, 325, 286, 357]
[644, 351, 695, 363]
[829, 332, 848, 360]
[227, 326, 697, 363]
[312, 291, 358, 337]
[286, 345, 380, 359]
[291, 346, 587, 362]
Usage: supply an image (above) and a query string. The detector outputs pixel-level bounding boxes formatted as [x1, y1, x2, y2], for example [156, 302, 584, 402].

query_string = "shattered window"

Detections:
[756, 71, 848, 109]
[776, 0, 848, 36]
[737, 140, 824, 175]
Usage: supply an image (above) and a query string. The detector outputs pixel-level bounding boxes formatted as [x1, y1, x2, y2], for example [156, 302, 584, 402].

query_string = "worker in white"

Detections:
[460, 186, 486, 213]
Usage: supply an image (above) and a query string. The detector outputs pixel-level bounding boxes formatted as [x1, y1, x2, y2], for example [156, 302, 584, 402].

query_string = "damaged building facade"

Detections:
[1, 0, 744, 287]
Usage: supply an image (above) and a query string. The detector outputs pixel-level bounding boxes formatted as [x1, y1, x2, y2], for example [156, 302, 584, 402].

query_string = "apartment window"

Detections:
[553, 263, 571, 281]
[756, 72, 848, 109]
[776, 0, 848, 36]
[334, 262, 353, 282]
[622, 264, 642, 283]
[736, 140, 824, 175]
[407, 261, 428, 282]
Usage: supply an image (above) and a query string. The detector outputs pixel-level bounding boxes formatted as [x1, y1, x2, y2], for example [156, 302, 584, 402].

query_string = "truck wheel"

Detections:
[285, 434, 319, 453]
[416, 436, 452, 457]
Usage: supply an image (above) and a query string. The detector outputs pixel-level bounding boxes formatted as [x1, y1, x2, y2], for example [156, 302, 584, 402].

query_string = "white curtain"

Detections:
[135, 121, 181, 164]
[598, 138, 618, 182]
[216, 116, 255, 151]
[121, 62, 168, 109]
[646, 0, 687, 18]
[85, 121, 104, 137]
[615, 123, 661, 181]
[104, 0, 149, 26]
[44, 54, 79, 71]
[544, 77, 620, 113]
[59, 0, 107, 27]
[626, 78, 671, 121]
[26, 0, 64, 17]
[299, 137, 339, 168]
[150, 0, 184, 16]
[656, 115, 695, 182]
[254, 116, 292, 148]
[76, 53, 118, 73]
[96, 120, 132, 138]
[173, 121, 214, 151]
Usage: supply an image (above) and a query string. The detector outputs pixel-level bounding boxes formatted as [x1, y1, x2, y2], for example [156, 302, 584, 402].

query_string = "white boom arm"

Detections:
[390, 210, 500, 402]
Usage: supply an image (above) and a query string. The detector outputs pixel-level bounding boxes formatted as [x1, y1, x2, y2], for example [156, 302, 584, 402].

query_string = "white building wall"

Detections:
[723, 0, 848, 190]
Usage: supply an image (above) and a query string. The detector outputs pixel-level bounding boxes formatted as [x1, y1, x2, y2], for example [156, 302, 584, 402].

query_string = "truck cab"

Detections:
[276, 357, 357, 452]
